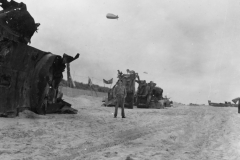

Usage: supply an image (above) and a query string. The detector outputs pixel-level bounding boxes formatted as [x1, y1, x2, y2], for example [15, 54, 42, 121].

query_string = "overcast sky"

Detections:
[13, 0, 240, 104]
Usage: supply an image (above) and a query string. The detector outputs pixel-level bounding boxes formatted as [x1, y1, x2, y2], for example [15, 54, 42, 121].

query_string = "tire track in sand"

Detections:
[52, 115, 187, 160]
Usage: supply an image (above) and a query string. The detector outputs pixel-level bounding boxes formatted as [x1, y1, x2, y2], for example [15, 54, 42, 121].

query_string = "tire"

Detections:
[129, 102, 134, 109]
[124, 92, 134, 109]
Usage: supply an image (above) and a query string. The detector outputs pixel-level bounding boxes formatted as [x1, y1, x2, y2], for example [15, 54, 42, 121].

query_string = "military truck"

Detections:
[104, 70, 137, 109]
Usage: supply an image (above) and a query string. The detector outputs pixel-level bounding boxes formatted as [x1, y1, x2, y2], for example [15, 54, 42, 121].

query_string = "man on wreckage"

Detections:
[0, 0, 79, 117]
[135, 74, 163, 108]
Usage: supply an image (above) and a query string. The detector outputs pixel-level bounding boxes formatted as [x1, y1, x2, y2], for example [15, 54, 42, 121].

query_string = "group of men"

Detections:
[136, 79, 158, 106]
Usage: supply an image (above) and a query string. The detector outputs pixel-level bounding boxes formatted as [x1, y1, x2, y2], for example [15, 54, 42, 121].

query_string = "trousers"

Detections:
[114, 95, 125, 117]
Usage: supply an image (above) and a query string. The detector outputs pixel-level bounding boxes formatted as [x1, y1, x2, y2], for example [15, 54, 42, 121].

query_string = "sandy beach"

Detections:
[0, 94, 239, 160]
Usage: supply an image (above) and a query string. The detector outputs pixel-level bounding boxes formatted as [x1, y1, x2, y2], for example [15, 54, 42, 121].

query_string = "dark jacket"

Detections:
[113, 85, 126, 98]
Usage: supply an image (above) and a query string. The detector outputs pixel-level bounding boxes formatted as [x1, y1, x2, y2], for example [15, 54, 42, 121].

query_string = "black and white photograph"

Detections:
[0, 0, 240, 159]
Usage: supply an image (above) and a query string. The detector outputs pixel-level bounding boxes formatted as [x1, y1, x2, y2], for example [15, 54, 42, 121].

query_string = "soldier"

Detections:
[136, 80, 145, 94]
[146, 81, 156, 107]
[117, 70, 123, 78]
[113, 80, 126, 118]
[135, 74, 146, 95]
[126, 69, 135, 74]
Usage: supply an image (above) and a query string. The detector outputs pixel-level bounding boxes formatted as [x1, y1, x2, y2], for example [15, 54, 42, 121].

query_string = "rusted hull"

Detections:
[0, 41, 64, 116]
[0, 0, 79, 117]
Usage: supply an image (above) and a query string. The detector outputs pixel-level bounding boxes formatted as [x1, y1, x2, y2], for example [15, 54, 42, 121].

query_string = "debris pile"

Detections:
[104, 70, 137, 109]
[0, 0, 39, 44]
[0, 0, 79, 117]
[135, 74, 172, 108]
[103, 69, 172, 109]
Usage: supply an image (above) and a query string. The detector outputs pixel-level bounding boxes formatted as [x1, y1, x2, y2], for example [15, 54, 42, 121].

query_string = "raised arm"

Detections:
[136, 73, 140, 81]
[135, 74, 141, 84]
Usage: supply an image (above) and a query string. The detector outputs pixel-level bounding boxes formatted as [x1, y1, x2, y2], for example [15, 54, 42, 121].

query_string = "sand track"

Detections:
[0, 95, 240, 160]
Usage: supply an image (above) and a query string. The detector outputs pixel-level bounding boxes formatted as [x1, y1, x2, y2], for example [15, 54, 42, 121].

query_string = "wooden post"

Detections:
[90, 86, 93, 96]
[66, 63, 73, 88]
[93, 87, 98, 97]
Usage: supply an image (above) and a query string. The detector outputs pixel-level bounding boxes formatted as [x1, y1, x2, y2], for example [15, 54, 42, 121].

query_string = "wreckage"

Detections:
[135, 76, 171, 109]
[104, 70, 137, 109]
[159, 96, 173, 107]
[103, 70, 172, 109]
[208, 100, 237, 107]
[0, 0, 79, 117]
[232, 97, 240, 113]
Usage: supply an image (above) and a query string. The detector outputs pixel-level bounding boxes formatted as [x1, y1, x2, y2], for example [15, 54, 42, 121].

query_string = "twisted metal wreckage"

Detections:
[104, 70, 172, 109]
[0, 0, 79, 117]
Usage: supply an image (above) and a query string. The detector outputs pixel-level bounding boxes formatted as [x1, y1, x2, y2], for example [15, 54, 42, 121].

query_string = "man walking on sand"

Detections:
[113, 80, 126, 118]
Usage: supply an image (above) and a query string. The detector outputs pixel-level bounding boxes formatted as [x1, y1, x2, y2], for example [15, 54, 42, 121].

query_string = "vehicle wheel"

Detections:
[164, 102, 167, 107]
[129, 102, 134, 109]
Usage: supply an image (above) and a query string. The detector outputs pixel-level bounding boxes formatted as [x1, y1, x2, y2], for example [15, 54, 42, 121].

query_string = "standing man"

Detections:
[146, 81, 156, 107]
[113, 80, 127, 118]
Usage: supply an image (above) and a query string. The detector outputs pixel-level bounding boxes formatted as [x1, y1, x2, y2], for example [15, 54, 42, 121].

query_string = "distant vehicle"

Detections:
[189, 103, 200, 106]
[160, 96, 173, 107]
[208, 100, 236, 107]
[232, 97, 240, 113]
[106, 13, 119, 19]
[232, 97, 240, 105]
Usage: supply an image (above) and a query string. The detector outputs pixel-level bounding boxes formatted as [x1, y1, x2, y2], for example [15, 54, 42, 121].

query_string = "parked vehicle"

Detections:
[104, 70, 137, 109]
